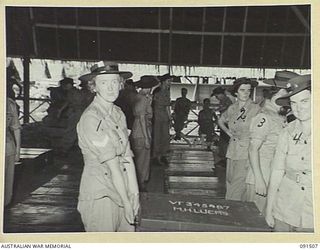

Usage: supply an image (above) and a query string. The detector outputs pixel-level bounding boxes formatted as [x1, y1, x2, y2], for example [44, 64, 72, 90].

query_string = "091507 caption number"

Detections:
[300, 244, 318, 248]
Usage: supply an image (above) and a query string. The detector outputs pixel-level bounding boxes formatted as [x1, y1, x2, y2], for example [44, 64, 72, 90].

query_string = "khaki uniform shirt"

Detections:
[6, 98, 21, 156]
[272, 120, 313, 228]
[132, 93, 153, 139]
[221, 99, 260, 160]
[246, 100, 287, 184]
[153, 88, 170, 122]
[77, 95, 133, 206]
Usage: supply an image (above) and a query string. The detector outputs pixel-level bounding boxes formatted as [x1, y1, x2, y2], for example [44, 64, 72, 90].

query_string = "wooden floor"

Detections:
[3, 143, 226, 233]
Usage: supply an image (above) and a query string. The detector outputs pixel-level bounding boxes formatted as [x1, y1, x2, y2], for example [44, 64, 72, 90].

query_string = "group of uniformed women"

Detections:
[74, 60, 312, 232]
[218, 72, 313, 232]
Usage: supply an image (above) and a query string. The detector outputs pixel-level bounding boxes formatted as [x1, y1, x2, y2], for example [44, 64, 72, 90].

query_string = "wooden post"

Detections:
[29, 7, 38, 57]
[158, 7, 162, 63]
[96, 8, 101, 60]
[168, 7, 173, 73]
[23, 57, 30, 124]
[199, 7, 207, 65]
[75, 8, 80, 60]
[239, 7, 248, 66]
[219, 7, 227, 66]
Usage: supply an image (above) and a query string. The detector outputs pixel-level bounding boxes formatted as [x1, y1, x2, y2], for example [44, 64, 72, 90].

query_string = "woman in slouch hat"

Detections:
[76, 61, 139, 232]
[218, 77, 260, 201]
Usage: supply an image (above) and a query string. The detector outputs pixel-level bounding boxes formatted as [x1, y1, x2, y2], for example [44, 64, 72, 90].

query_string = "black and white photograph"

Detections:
[1, 0, 317, 241]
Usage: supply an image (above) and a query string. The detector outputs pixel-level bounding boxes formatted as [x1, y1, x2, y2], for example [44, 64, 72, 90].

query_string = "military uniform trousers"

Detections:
[225, 159, 250, 201]
[5, 154, 15, 206]
[131, 137, 151, 186]
[152, 118, 170, 157]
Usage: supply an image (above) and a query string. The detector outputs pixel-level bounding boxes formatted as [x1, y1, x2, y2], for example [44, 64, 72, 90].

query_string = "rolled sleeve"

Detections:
[220, 108, 229, 123]
[79, 113, 117, 163]
[271, 130, 288, 171]
[250, 113, 269, 141]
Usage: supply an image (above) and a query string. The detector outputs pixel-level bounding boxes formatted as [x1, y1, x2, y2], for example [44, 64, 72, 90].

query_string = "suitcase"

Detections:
[137, 193, 271, 232]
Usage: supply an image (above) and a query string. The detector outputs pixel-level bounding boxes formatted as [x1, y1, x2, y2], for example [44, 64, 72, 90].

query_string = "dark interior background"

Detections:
[6, 5, 311, 69]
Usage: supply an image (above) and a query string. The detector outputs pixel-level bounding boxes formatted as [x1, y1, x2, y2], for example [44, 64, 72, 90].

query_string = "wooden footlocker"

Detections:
[137, 193, 270, 232]
[165, 163, 215, 176]
[171, 151, 214, 157]
[169, 154, 214, 161]
[168, 159, 213, 165]
[170, 144, 206, 151]
[164, 175, 225, 198]
[17, 148, 53, 171]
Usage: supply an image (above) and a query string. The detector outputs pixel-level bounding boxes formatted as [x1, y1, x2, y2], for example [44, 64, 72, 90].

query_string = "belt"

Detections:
[285, 170, 312, 188]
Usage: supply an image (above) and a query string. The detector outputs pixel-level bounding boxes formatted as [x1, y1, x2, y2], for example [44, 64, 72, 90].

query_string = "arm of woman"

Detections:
[265, 131, 287, 228]
[10, 100, 21, 161]
[123, 156, 140, 216]
[138, 115, 150, 148]
[107, 157, 135, 224]
[265, 169, 285, 228]
[217, 113, 233, 137]
[249, 139, 266, 196]
[13, 129, 21, 161]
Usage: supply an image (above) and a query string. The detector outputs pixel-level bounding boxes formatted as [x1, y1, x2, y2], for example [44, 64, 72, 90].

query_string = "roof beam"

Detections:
[158, 7, 161, 62]
[219, 7, 227, 65]
[54, 9, 60, 58]
[199, 7, 207, 65]
[239, 7, 248, 66]
[290, 6, 310, 32]
[34, 23, 309, 37]
[168, 7, 173, 70]
[29, 8, 38, 57]
[96, 8, 101, 60]
[75, 8, 80, 59]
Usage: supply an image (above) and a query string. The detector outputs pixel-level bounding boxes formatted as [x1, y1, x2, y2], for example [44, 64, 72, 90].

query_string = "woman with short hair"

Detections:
[218, 77, 260, 201]
[76, 61, 139, 232]
[266, 75, 313, 232]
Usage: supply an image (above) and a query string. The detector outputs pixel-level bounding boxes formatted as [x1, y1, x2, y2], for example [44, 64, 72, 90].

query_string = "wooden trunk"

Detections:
[171, 151, 214, 157]
[165, 163, 215, 176]
[168, 159, 213, 165]
[138, 193, 270, 232]
[169, 155, 214, 161]
[167, 188, 224, 198]
[18, 148, 53, 171]
[170, 144, 206, 151]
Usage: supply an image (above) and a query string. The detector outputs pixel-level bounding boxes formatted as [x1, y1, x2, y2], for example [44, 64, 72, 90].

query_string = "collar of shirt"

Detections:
[93, 95, 121, 122]
[234, 98, 254, 112]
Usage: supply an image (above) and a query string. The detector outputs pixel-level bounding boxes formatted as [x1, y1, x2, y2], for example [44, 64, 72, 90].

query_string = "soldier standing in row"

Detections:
[130, 76, 160, 191]
[173, 88, 191, 141]
[266, 74, 313, 232]
[76, 61, 139, 232]
[152, 74, 173, 166]
[244, 71, 299, 215]
[218, 78, 260, 201]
